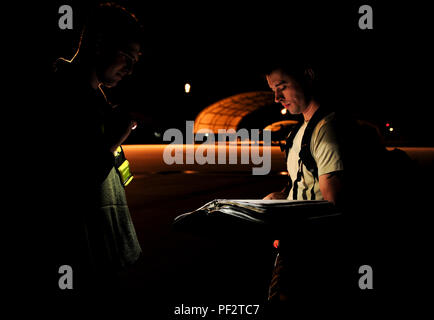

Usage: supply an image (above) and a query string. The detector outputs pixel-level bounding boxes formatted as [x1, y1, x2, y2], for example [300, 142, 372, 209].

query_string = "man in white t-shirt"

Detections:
[262, 62, 346, 308]
[264, 66, 344, 205]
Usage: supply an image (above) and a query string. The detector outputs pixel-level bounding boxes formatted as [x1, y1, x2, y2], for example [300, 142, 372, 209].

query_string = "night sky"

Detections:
[48, 1, 432, 146]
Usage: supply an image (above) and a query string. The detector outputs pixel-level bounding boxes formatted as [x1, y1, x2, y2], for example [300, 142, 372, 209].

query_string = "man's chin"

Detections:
[287, 107, 298, 115]
[102, 80, 119, 88]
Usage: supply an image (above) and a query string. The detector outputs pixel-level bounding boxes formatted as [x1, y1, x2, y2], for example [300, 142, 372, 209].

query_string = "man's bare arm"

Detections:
[319, 171, 344, 206]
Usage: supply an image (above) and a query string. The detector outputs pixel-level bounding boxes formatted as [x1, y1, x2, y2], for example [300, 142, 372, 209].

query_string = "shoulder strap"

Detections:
[299, 107, 331, 180]
[281, 120, 304, 159]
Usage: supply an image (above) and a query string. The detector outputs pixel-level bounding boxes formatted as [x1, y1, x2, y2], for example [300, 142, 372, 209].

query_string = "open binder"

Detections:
[173, 199, 343, 235]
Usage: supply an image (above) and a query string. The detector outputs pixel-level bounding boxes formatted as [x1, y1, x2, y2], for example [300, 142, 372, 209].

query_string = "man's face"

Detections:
[266, 69, 308, 115]
[99, 42, 141, 88]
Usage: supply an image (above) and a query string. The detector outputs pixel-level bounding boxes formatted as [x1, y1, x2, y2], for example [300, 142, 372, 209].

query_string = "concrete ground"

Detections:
[118, 145, 433, 313]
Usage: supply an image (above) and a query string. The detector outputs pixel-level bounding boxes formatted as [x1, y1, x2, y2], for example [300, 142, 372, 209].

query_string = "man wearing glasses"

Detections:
[93, 44, 141, 91]
[50, 2, 144, 294]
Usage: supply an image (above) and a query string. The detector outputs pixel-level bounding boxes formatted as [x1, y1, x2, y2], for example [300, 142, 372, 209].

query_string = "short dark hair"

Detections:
[81, 2, 144, 59]
[262, 54, 320, 101]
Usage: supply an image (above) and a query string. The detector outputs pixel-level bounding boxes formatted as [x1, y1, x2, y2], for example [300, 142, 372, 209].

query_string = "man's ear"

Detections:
[93, 30, 114, 58]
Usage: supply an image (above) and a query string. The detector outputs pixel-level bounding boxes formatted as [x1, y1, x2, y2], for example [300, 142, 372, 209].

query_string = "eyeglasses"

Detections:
[118, 50, 139, 70]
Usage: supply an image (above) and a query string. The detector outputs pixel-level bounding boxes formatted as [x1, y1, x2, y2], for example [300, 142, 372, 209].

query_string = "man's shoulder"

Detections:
[312, 111, 338, 137]
[318, 111, 337, 125]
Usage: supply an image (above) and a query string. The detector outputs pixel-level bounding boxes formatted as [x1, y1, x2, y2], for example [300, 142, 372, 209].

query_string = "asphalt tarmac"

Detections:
[121, 145, 287, 307]
[119, 145, 433, 310]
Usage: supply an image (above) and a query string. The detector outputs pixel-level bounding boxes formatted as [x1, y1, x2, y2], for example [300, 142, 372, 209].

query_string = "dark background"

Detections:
[12, 0, 431, 314]
[47, 0, 433, 146]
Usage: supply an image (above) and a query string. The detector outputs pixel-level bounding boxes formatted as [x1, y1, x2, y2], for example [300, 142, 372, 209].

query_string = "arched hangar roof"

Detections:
[194, 91, 274, 133]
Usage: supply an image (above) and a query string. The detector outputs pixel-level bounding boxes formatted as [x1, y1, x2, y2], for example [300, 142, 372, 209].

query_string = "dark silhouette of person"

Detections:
[48, 2, 144, 294]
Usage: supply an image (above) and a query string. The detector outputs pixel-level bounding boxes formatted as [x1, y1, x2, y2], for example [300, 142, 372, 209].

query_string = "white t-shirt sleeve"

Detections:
[311, 117, 344, 176]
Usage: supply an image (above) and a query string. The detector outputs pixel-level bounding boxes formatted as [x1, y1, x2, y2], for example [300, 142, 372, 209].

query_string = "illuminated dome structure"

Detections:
[194, 91, 274, 133]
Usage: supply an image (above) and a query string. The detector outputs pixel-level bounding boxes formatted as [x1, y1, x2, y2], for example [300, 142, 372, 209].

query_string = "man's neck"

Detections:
[302, 100, 320, 122]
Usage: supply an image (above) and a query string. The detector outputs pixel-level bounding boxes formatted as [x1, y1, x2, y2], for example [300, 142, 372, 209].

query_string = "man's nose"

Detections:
[274, 91, 283, 103]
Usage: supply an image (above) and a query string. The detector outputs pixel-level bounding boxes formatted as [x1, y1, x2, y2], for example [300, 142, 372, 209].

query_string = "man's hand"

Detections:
[109, 120, 137, 153]
[263, 192, 288, 200]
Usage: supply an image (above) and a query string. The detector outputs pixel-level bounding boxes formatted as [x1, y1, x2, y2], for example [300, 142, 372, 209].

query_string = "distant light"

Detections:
[389, 127, 394, 132]
[278, 171, 288, 176]
[386, 123, 390, 127]
[154, 132, 161, 138]
[281, 108, 287, 115]
[185, 83, 191, 93]
[183, 170, 199, 174]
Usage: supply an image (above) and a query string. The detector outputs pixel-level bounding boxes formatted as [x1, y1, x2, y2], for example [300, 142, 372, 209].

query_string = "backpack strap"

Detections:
[299, 107, 331, 181]
[279, 119, 303, 190]
[281, 120, 304, 158]
[279, 108, 332, 200]
[291, 108, 331, 200]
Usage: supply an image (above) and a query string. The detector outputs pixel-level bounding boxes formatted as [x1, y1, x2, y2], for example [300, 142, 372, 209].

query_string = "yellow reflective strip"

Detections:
[113, 146, 122, 157]
[123, 175, 134, 187]
[118, 159, 133, 186]
[118, 159, 130, 172]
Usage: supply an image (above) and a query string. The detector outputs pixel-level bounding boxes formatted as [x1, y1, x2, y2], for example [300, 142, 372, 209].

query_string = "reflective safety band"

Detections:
[117, 159, 134, 187]
[114, 146, 122, 157]
[113, 146, 133, 187]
